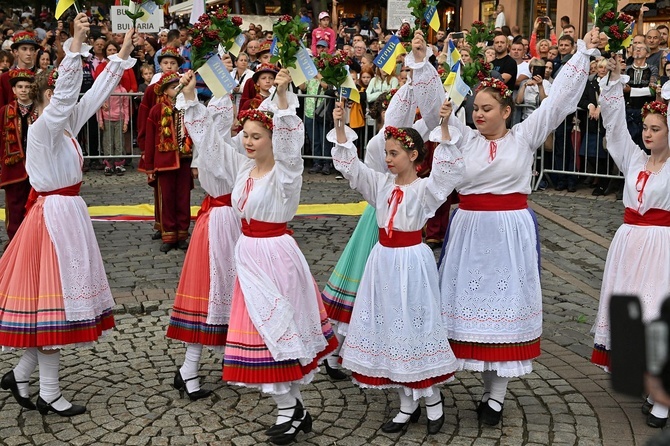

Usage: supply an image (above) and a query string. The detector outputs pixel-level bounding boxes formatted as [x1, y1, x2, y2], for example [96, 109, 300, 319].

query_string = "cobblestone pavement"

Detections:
[0, 169, 658, 445]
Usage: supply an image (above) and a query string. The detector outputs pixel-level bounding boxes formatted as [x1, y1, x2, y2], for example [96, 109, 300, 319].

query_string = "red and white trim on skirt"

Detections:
[352, 372, 454, 389]
[591, 344, 610, 369]
[449, 338, 541, 362]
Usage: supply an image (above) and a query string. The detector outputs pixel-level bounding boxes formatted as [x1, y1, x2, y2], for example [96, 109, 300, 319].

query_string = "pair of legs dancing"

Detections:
[3, 348, 85, 416]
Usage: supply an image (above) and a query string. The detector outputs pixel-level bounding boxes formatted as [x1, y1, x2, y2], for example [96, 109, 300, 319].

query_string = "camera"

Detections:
[451, 31, 464, 39]
[610, 295, 670, 397]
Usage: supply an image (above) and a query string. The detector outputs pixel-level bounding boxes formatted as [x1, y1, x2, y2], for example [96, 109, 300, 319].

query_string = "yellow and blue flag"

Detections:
[373, 35, 406, 75]
[287, 44, 319, 87]
[229, 33, 246, 58]
[55, 0, 75, 19]
[445, 62, 471, 108]
[424, 6, 440, 32]
[446, 40, 460, 69]
[340, 65, 360, 103]
[197, 55, 238, 98]
[443, 60, 460, 87]
[270, 36, 280, 57]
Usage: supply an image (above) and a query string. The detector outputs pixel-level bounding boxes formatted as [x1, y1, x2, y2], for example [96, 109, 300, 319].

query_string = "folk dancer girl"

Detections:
[0, 16, 137, 416]
[592, 55, 670, 429]
[438, 28, 602, 425]
[179, 69, 337, 445]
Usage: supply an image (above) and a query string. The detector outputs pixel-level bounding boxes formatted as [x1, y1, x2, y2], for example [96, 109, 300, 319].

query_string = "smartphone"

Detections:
[540, 17, 549, 23]
[610, 295, 646, 397]
[372, 17, 379, 28]
[345, 27, 356, 35]
[532, 65, 546, 78]
[451, 32, 464, 39]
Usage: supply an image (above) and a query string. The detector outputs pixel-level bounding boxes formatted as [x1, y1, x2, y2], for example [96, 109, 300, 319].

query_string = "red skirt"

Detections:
[0, 199, 114, 348]
[449, 338, 541, 362]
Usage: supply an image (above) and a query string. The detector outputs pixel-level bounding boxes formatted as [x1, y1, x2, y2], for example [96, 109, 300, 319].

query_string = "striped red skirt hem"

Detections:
[450, 338, 541, 362]
[223, 328, 338, 384]
[352, 372, 454, 389]
[166, 313, 228, 346]
[591, 344, 610, 369]
[321, 292, 353, 325]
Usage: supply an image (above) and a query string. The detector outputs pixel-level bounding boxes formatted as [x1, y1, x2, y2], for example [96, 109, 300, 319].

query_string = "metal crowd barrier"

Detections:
[77, 92, 625, 190]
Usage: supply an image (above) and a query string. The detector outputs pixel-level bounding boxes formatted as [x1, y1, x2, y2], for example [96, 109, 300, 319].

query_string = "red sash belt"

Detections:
[624, 207, 670, 227]
[25, 182, 82, 212]
[241, 219, 294, 238]
[197, 193, 232, 218]
[458, 193, 528, 211]
[378, 228, 423, 247]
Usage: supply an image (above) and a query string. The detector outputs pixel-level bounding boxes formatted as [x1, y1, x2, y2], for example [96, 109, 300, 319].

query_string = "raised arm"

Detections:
[516, 29, 601, 151]
[330, 103, 384, 203]
[258, 69, 304, 198]
[72, 28, 138, 134]
[404, 30, 442, 130]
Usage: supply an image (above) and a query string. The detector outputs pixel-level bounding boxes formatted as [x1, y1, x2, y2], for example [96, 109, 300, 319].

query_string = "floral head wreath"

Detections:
[46, 68, 58, 89]
[8, 68, 35, 86]
[384, 126, 415, 151]
[642, 101, 668, 119]
[476, 77, 513, 99]
[381, 89, 399, 111]
[154, 72, 181, 95]
[239, 109, 274, 131]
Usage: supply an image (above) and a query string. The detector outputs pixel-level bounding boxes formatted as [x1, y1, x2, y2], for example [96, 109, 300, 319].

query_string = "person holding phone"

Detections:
[529, 16, 557, 59]
[516, 59, 551, 120]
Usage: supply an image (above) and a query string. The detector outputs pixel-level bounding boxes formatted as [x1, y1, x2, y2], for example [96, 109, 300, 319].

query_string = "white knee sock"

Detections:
[289, 383, 303, 405]
[271, 392, 298, 426]
[424, 386, 443, 421]
[392, 388, 419, 423]
[37, 350, 72, 411]
[651, 403, 669, 419]
[481, 370, 496, 402]
[179, 343, 203, 393]
[13, 348, 38, 398]
[326, 328, 345, 368]
[487, 373, 509, 412]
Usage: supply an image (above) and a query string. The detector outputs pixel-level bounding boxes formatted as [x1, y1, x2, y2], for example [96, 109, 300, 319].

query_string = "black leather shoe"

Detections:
[647, 413, 668, 428]
[173, 370, 212, 401]
[567, 184, 577, 193]
[177, 240, 189, 250]
[555, 183, 567, 191]
[476, 393, 490, 419]
[642, 399, 653, 415]
[36, 395, 86, 417]
[151, 230, 162, 240]
[160, 243, 178, 253]
[381, 406, 421, 433]
[480, 399, 503, 426]
[426, 392, 445, 434]
[323, 360, 347, 381]
[592, 185, 606, 196]
[1, 371, 35, 410]
[269, 411, 312, 445]
[266, 399, 304, 436]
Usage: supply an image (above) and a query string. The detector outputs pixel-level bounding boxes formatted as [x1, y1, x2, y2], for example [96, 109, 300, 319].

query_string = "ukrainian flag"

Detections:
[340, 66, 360, 103]
[287, 44, 319, 87]
[443, 60, 460, 87]
[229, 33, 246, 58]
[424, 6, 440, 32]
[55, 0, 75, 19]
[446, 40, 460, 69]
[444, 62, 471, 108]
[197, 55, 238, 98]
[373, 35, 406, 75]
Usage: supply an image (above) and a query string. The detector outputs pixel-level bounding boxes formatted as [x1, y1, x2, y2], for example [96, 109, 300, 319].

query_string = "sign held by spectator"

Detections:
[110, 6, 164, 33]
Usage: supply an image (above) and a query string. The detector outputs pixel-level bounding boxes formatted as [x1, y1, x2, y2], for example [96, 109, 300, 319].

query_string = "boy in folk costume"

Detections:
[137, 47, 184, 240]
[144, 72, 194, 253]
[238, 62, 278, 114]
[0, 68, 37, 241]
[0, 31, 38, 109]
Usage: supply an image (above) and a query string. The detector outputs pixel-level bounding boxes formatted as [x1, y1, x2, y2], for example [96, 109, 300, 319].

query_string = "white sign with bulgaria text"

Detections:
[386, 0, 413, 31]
[110, 6, 164, 33]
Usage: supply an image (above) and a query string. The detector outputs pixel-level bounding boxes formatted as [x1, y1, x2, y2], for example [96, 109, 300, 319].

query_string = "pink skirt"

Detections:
[0, 199, 114, 348]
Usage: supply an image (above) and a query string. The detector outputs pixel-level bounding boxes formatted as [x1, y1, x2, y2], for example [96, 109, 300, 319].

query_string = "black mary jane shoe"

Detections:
[642, 399, 653, 415]
[323, 360, 347, 381]
[475, 393, 490, 419]
[381, 406, 421, 433]
[1, 371, 35, 410]
[266, 399, 304, 436]
[173, 370, 212, 401]
[36, 395, 86, 417]
[480, 398, 503, 426]
[269, 412, 313, 445]
[647, 412, 668, 428]
[426, 392, 445, 435]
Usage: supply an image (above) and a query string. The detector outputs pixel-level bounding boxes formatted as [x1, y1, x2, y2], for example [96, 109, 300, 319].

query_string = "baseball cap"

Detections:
[318, 12, 330, 20]
[316, 40, 328, 47]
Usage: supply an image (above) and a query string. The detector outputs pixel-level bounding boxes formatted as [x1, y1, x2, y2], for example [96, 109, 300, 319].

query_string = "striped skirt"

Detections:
[0, 199, 114, 349]
[223, 280, 338, 387]
[322, 204, 378, 328]
[166, 205, 239, 348]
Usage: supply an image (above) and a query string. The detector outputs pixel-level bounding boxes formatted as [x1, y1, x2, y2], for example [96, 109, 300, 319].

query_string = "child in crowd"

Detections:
[97, 82, 130, 176]
[238, 62, 278, 114]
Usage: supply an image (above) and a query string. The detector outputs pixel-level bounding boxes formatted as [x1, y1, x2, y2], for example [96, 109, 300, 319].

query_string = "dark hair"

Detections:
[28, 69, 54, 106]
[501, 25, 511, 37]
[145, 36, 159, 52]
[659, 24, 670, 32]
[558, 35, 574, 45]
[368, 95, 386, 125]
[167, 29, 180, 43]
[563, 24, 576, 32]
[392, 127, 426, 164]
